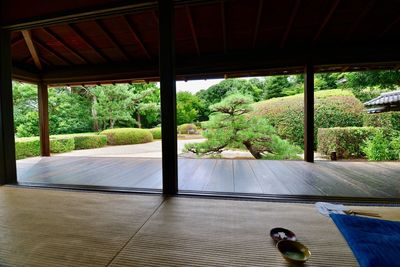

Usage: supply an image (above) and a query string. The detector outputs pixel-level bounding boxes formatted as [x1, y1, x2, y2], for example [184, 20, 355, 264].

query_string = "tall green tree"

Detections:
[185, 93, 301, 159]
[176, 91, 205, 125]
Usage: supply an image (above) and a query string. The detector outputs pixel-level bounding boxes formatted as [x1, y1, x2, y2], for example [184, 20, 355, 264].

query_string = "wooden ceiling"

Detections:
[3, 0, 400, 85]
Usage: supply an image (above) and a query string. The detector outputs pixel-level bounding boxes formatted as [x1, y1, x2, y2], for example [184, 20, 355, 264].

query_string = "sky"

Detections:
[175, 78, 224, 93]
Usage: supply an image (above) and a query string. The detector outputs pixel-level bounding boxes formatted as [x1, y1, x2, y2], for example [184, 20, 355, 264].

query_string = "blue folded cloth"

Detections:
[330, 214, 400, 267]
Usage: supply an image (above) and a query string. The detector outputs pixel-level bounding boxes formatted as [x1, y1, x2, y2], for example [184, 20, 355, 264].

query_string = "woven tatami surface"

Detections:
[0, 187, 163, 266]
[0, 186, 363, 266]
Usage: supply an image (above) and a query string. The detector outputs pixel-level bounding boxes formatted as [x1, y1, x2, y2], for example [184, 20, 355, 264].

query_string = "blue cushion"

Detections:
[330, 214, 400, 267]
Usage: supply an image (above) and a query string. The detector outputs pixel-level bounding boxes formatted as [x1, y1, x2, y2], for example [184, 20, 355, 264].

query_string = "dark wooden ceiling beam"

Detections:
[185, 6, 200, 56]
[41, 28, 89, 64]
[121, 16, 152, 60]
[12, 66, 40, 83]
[21, 30, 43, 70]
[313, 0, 340, 43]
[221, 0, 227, 54]
[94, 20, 131, 61]
[345, 0, 375, 40]
[280, 0, 301, 48]
[378, 15, 400, 39]
[252, 0, 264, 48]
[32, 38, 72, 65]
[39, 43, 400, 85]
[67, 24, 110, 63]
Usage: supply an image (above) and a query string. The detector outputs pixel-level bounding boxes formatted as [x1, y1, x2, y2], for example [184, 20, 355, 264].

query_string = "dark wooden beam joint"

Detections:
[0, 30, 17, 184]
[304, 59, 314, 163]
[38, 82, 50, 157]
[158, 0, 178, 195]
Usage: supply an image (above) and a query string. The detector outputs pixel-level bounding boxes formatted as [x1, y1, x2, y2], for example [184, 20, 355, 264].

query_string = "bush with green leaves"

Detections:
[178, 124, 198, 134]
[149, 127, 162, 139]
[362, 130, 400, 161]
[185, 94, 302, 159]
[73, 135, 107, 150]
[317, 127, 382, 159]
[50, 137, 75, 153]
[15, 138, 41, 159]
[101, 128, 153, 145]
[253, 89, 364, 148]
[363, 112, 400, 131]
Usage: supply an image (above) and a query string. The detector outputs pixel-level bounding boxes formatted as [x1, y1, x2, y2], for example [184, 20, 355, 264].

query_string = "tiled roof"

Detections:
[364, 90, 400, 106]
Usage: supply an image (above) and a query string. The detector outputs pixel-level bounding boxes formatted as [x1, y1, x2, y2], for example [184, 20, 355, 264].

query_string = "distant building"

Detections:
[364, 90, 400, 113]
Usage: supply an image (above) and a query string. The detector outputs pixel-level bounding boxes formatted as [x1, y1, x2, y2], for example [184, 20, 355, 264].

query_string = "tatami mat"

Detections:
[110, 197, 358, 266]
[4, 186, 398, 266]
[0, 187, 163, 267]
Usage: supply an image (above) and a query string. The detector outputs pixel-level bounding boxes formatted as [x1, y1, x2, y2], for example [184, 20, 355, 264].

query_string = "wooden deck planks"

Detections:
[16, 156, 400, 197]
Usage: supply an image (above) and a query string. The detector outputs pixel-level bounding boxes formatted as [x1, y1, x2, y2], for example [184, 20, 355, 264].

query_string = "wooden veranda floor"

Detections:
[17, 156, 400, 197]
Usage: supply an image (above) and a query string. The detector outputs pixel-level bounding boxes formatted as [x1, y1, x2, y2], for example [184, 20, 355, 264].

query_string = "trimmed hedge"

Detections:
[15, 138, 41, 160]
[363, 112, 400, 131]
[317, 127, 381, 159]
[253, 89, 364, 148]
[50, 137, 75, 153]
[149, 127, 162, 139]
[101, 128, 153, 145]
[178, 123, 197, 134]
[15, 136, 75, 159]
[74, 135, 107, 150]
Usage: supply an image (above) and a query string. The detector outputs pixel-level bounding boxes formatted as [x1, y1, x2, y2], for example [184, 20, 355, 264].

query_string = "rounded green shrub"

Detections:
[178, 123, 197, 134]
[15, 137, 41, 160]
[101, 128, 153, 145]
[363, 112, 400, 131]
[317, 127, 379, 159]
[50, 137, 75, 153]
[253, 89, 364, 148]
[149, 127, 162, 139]
[74, 135, 107, 150]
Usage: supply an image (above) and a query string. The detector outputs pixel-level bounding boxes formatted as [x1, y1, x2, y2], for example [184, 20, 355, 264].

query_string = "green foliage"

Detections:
[185, 93, 301, 159]
[363, 112, 400, 131]
[317, 127, 380, 159]
[15, 138, 41, 159]
[149, 127, 162, 139]
[49, 88, 93, 135]
[253, 89, 364, 148]
[73, 135, 107, 150]
[176, 92, 205, 124]
[362, 130, 400, 161]
[177, 124, 197, 134]
[263, 76, 289, 99]
[101, 128, 153, 145]
[50, 137, 75, 153]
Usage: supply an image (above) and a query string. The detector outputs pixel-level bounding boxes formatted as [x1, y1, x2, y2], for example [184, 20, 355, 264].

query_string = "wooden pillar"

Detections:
[38, 82, 50, 156]
[304, 60, 314, 163]
[0, 30, 17, 185]
[158, 0, 178, 194]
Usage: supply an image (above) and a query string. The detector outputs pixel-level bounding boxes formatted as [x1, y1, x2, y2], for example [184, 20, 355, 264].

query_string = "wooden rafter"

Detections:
[313, 0, 340, 42]
[185, 6, 200, 56]
[378, 15, 400, 39]
[280, 0, 301, 48]
[41, 28, 89, 64]
[121, 16, 151, 60]
[24, 54, 51, 66]
[32, 38, 72, 65]
[67, 24, 110, 63]
[345, 0, 375, 40]
[252, 0, 264, 48]
[94, 20, 130, 61]
[21, 30, 42, 70]
[221, 0, 227, 54]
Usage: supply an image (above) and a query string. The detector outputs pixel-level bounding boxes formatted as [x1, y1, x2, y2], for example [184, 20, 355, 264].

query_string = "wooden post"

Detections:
[158, 0, 178, 194]
[38, 82, 50, 156]
[304, 60, 314, 163]
[0, 30, 17, 184]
